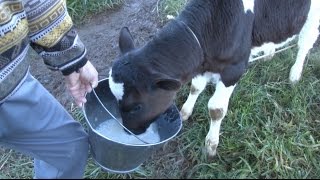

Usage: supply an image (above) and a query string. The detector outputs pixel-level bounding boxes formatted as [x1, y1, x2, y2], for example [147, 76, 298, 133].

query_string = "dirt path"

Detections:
[29, 0, 162, 109]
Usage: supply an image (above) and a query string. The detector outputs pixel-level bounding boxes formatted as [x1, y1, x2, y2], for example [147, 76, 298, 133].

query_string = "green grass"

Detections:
[1, 0, 320, 179]
[174, 48, 320, 179]
[66, 0, 124, 24]
[156, 0, 189, 23]
[0, 149, 33, 179]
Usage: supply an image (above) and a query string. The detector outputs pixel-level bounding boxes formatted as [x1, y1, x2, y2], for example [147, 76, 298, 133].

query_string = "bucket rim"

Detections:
[82, 77, 183, 147]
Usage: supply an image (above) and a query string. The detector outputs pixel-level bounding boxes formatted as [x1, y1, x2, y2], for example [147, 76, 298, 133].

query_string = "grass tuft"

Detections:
[67, 0, 124, 24]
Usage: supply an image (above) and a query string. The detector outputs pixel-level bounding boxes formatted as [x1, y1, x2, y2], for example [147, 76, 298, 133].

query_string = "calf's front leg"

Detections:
[205, 81, 236, 157]
[180, 73, 211, 121]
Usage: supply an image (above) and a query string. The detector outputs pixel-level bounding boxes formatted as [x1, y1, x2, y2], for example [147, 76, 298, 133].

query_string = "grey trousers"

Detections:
[0, 72, 89, 179]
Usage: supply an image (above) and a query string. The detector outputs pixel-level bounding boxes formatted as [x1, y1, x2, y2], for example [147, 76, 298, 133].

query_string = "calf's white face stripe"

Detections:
[242, 0, 254, 13]
[108, 69, 124, 101]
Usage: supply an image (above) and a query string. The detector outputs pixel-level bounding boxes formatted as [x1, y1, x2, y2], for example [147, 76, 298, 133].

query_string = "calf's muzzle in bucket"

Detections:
[82, 78, 182, 174]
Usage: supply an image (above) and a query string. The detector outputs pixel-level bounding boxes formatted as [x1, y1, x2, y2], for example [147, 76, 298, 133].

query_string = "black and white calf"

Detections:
[109, 0, 320, 156]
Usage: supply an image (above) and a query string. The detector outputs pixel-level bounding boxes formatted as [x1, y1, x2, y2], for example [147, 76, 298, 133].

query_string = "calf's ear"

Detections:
[155, 78, 181, 91]
[119, 27, 135, 54]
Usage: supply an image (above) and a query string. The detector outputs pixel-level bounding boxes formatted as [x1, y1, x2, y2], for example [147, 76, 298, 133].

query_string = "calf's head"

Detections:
[108, 27, 181, 134]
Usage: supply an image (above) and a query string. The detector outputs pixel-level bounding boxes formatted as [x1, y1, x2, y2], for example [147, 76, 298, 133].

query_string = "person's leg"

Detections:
[0, 72, 89, 179]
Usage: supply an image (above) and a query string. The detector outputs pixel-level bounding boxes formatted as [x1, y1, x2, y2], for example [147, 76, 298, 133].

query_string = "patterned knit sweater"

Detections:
[0, 0, 88, 102]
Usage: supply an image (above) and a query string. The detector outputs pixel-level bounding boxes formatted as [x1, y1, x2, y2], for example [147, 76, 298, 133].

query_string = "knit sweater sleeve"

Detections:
[23, 0, 88, 76]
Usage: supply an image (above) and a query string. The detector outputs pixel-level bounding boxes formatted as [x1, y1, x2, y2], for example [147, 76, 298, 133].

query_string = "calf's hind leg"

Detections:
[289, 0, 320, 83]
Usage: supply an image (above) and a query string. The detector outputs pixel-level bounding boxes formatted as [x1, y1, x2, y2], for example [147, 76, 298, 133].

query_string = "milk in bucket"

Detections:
[96, 119, 160, 145]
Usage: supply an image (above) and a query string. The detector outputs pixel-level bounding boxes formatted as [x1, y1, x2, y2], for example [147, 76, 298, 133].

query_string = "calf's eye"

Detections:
[130, 104, 142, 114]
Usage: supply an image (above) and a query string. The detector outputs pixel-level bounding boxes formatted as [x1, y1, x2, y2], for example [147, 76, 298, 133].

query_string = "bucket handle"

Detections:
[90, 84, 151, 144]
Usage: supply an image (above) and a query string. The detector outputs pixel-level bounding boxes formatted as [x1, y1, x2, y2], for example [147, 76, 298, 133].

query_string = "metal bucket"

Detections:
[82, 78, 182, 174]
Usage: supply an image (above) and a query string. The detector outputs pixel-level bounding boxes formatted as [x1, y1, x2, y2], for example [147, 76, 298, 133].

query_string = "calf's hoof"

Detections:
[180, 108, 192, 121]
[205, 139, 218, 157]
[289, 65, 302, 84]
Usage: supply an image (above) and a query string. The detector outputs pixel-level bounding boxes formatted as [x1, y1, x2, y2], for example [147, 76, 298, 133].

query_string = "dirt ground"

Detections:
[29, 0, 161, 110]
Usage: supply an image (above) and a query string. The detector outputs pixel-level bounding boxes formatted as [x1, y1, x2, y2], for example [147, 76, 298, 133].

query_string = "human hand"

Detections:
[65, 61, 98, 107]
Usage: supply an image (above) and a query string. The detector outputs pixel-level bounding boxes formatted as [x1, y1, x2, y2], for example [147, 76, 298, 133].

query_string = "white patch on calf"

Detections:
[207, 81, 235, 113]
[242, 0, 254, 13]
[249, 35, 296, 63]
[108, 69, 124, 101]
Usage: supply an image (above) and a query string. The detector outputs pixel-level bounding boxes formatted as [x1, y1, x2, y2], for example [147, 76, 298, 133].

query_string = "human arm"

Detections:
[23, 0, 98, 107]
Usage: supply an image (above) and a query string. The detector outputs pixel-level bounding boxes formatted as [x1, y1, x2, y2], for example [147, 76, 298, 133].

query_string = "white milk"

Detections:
[95, 118, 160, 145]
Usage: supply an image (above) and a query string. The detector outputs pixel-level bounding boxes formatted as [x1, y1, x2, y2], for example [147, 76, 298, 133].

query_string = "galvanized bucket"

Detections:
[82, 78, 182, 174]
